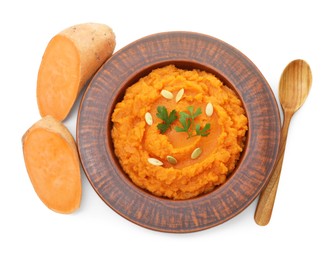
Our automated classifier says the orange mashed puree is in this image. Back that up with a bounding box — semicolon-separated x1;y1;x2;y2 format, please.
111;65;248;199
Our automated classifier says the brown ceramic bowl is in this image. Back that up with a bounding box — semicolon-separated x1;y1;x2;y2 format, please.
76;32;281;233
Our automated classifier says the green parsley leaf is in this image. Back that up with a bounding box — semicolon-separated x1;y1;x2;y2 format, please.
192;107;202;119
174;106;210;138
174;111;191;133
195;123;211;137
186;106;202;120
156;106;177;134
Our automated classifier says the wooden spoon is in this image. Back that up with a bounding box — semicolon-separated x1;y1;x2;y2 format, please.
254;59;312;226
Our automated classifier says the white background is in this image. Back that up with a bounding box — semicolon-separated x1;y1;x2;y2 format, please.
1;0;332;259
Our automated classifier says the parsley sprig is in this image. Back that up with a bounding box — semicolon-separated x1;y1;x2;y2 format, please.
156;106;177;133
175;106;210;138
195;122;211;137
156;105;211;138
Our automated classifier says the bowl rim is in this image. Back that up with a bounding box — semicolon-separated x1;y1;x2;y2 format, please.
76;31;281;233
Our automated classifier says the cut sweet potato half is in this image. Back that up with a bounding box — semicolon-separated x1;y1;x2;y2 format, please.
37;23;116;121
22;116;81;214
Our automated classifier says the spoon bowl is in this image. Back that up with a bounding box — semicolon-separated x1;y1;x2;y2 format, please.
279;60;312;112
254;59;312;226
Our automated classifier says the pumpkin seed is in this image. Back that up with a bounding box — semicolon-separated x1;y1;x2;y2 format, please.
145;112;153;125
148;158;163;166
161;89;173;99
175;88;184;103
166;155;177;165
191;147;202;159
205;102;213;117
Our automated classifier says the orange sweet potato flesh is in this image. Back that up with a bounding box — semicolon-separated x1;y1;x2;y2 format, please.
22;116;81;214
37;23;116;121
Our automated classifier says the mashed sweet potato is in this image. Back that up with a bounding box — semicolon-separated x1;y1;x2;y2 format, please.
111;65;248;200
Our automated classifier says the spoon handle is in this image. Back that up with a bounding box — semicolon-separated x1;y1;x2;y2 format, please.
254;112;292;226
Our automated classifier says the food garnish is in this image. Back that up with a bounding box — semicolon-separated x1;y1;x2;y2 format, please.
174;106;211;138
175;88;184;103
160;89;174;99
156;106;178;133
148;158;164;166
205;102;213;117
191;147;203;159
145;112;153;125
166;155;178;165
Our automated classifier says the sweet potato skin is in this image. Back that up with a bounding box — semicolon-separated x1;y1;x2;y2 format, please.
58;23;116;90
22;116;81;214
37;23;116;121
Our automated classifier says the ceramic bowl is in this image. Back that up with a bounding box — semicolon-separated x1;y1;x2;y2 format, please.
76;31;281;233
